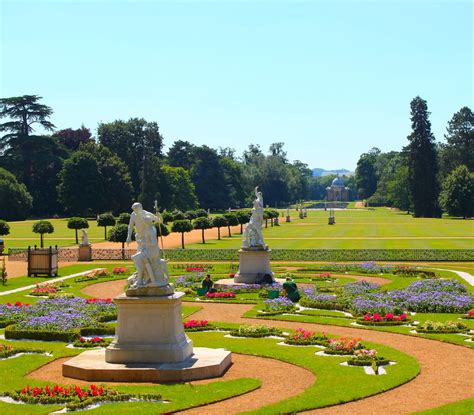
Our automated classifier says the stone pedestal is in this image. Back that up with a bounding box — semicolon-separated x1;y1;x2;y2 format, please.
286;216;291;222
234;248;273;284
78;244;92;261
105;292;193;363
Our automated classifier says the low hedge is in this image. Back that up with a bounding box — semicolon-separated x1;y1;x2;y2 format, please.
229;326;283;338
0;319;15;328
80;325;115;336
5;325;80;342
285;338;329;346
299;298;346;311
162;249;474;262
346;356;390;367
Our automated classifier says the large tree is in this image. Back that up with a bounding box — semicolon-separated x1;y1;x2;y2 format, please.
98;118;164;197
0;95;55;150
0;167;32;221
406;97;440;217
160;165;198;211
57;152;104;216
53;126;93;151
167;140;196;171
355;148;379;199
439;165;473;218
440;107;474;176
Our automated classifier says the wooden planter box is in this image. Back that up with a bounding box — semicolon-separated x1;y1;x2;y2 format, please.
0;239;4;255
28;246;58;277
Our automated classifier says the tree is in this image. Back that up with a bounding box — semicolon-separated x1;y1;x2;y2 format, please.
67;217;89;244
236;210;251;234
355;149;379;199
212;216;228;240
53;126;93;151
79;142;133;214
97;213;116;239
387;164;412;213
439;165;473;218
0;135;67;216
32;220;54;248
57;152;104;216
193;217;212;244
117;213;131;224
440;107;474;175
171;220;193;249
0;220;10;237
0;167;32;221
160;165;198;211
195;208;208;218
108;224;132;259
98;118;164;197
223;212;239;237
167;140;196;171
0;95;55;149
406;97;440;217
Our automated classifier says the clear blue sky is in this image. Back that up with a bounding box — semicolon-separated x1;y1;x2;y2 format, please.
1;0;472;170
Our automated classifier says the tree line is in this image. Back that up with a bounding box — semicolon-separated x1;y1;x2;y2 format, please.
355;97;473;218
0;95;313;221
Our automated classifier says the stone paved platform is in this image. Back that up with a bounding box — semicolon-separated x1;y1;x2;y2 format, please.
63;347;232;382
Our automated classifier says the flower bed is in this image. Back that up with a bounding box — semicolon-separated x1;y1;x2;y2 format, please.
463;309;474;319
73;337;111;348
30;283;59;296
261;297;296;315
346;349;390;367
183;320;211;331
3;384;161;411
230;325;283;338
393;266;437;279
112;267;128;274
299;289;345;311
357;313;409;326
0;343;45;358
416;320;469;334
343;281;380;296
325;337;364;355
205;292;236;299
284;328;329;346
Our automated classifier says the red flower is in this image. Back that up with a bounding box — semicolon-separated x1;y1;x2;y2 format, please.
373;313;382;322
363;314;372;321
385;313;394;320
399;313;407;320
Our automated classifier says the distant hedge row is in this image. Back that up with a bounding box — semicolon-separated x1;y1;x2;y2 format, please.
8;248;473;262
164;249;474;262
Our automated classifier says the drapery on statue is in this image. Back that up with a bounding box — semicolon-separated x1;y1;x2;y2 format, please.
126;202;170;289
242;187;267;250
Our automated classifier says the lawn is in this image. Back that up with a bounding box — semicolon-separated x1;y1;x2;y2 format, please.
187;208;474;249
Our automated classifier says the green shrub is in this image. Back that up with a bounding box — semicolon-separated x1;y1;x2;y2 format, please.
5;325;80;342
229;325;283;338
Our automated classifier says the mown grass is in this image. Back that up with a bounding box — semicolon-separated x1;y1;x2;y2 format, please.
412;398;474;415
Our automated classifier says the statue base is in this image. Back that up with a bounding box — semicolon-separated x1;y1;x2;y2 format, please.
78;244;92;261
105;292;193;363
234;248;274;284
125;283;174;297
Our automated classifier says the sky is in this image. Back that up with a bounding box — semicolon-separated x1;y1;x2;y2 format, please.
0;0;472;170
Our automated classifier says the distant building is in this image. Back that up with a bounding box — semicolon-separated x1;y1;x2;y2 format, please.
326;176;350;201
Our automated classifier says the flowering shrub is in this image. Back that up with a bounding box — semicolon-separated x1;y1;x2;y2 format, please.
417;320;469;334
175;273;203;287
186;267;205;272
358;313;409;326
326;337;363;355
73;337;111;348
343;281;380;296
85;298;113;304
347;349;390;367
228;273;236;277
262;297;296;314
230;325;282;338
205;292;236;299
30;283;59;296
3;384;161;411
299;288;343;310
284;328;329;346
1;297;117;333
112;267;128;274
183;320;210;331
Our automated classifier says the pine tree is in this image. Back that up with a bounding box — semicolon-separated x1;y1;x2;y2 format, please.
406;97;440;217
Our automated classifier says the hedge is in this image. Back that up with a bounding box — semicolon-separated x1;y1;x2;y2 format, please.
5;325;80;342
163;249;474;262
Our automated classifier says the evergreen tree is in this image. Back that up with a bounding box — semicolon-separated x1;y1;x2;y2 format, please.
211;216;228;240
0;167;32;221
171;220;193;249
406;96;440;217
32;220;54;248
439;165;473;218
97;213;116;239
193;217;212;244
67;217;89;244
0;220;10;237
355;148;379;199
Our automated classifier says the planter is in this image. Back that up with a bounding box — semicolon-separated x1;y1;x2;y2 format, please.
27;246;58;277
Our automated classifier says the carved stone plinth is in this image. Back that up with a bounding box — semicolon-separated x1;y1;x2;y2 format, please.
105;292;193;363
234;248;274;284
78;244;92;261
125;283;174;297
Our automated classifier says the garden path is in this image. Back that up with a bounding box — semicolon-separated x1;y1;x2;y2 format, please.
77;279;474;415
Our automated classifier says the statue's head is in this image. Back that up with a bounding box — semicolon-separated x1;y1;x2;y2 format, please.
131;202;143;212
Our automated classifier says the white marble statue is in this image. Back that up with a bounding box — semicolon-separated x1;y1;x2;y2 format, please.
126;202;170;288
242;187;266;249
81;229;89;246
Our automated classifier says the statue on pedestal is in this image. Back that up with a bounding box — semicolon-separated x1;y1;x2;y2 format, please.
81;229;89;246
242;187;267;250
126;202;171;292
